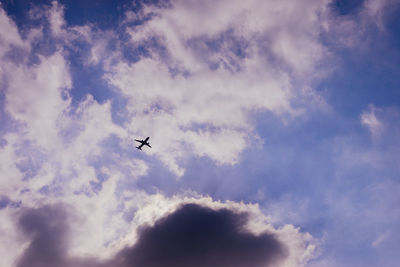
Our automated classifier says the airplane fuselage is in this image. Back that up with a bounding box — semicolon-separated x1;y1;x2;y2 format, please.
135;137;151;150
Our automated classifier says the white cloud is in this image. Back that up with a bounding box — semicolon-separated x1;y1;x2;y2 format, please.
361;104;383;138
5;52;71;149
0;134;24;196
0;48;143;267
0;8;140;262
372;231;390;248
363;0;399;29
129;0;329;75
0;7;25;57
106;57;293;175
48;1;66;37
105;0;333;175
324;0;399;50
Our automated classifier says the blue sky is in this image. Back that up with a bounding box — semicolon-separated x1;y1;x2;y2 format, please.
0;0;399;266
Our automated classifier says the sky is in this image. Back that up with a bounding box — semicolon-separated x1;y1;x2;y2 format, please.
0;0;399;266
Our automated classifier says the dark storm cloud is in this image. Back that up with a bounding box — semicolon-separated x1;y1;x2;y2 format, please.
16;203;288;267
16;204;70;267
16;204;103;267
112;204;288;267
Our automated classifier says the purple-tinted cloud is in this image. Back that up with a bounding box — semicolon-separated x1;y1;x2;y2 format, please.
17;204;70;267
16;203;288;267
113;203;288;267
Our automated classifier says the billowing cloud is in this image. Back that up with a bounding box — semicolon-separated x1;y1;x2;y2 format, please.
15;201;316;267
112;203;287;267
16;205;70;267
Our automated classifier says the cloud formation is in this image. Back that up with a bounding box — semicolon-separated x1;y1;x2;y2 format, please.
106;0;332;175
8;0;400;265
0;1;324;265
16;202;314;267
17;205;70;267
113;203;287;267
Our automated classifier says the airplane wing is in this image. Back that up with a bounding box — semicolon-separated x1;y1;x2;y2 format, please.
134;137;151;150
136;143;144;149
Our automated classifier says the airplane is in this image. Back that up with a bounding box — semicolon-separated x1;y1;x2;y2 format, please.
135;137;151;150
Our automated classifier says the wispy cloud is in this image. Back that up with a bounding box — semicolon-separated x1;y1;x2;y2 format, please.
361;104;383;137
105;0;333;175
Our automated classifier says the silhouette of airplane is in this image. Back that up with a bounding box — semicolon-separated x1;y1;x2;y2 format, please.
135;137;151;150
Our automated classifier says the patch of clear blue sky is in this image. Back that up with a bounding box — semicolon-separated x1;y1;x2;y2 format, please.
320;40;400;116
330;0;365;15
320;1;400;117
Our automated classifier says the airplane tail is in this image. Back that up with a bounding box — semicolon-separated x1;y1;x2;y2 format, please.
136;146;142;150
